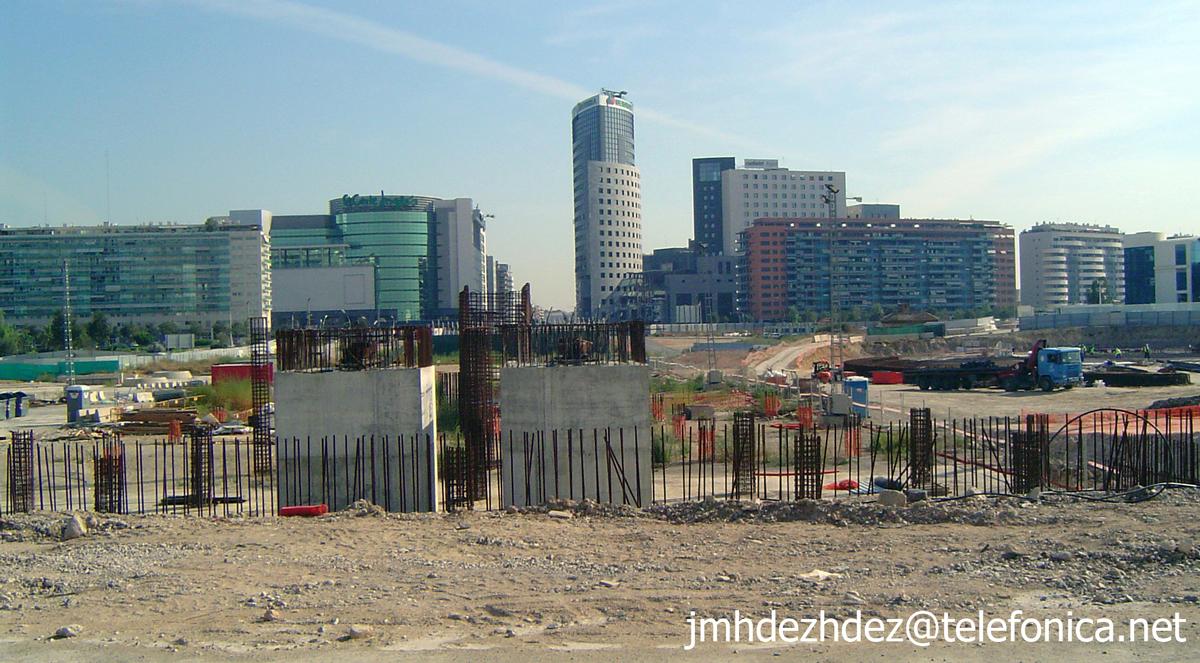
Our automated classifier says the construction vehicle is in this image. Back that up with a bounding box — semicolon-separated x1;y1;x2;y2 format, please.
907;359;1008;391
998;340;1083;392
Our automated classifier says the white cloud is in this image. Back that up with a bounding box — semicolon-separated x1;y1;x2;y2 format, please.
185;0;766;151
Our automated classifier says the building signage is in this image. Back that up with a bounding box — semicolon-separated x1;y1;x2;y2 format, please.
743;159;780;169
604;95;633;111
339;194;419;213
572;94;634;116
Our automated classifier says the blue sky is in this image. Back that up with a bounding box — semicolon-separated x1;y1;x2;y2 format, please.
2;0;1198;309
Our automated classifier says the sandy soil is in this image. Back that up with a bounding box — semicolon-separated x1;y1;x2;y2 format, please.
867;382;1199;421
3;493;1200;662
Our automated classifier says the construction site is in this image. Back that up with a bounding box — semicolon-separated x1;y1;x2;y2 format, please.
2;286;1200;661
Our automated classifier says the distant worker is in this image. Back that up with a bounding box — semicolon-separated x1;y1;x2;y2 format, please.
1114;347;1123;359
1143;343;1151;360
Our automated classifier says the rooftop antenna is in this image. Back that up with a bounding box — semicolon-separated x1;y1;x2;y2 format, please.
105;149;111;222
63;259;76;386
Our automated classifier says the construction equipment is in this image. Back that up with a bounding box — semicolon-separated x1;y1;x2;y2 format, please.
907;358;1007;391
998;339;1084;392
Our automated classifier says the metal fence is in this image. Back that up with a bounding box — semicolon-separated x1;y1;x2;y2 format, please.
3;409;1195;516
3;436;276;517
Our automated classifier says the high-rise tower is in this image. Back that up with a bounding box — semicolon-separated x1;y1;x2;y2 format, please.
571;89;641;317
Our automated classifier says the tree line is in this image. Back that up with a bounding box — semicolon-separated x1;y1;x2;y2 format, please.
0;310;250;357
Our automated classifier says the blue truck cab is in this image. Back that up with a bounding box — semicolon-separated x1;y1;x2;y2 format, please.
1037;347;1084;390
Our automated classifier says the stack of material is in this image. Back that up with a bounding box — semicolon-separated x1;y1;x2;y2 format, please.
118;408;198;435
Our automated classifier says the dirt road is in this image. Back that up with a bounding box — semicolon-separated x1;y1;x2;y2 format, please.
2;493;1199;662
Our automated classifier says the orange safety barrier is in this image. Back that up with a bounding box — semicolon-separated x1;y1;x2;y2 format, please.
696;426;715;461
1020;405;1200;426
795;406;814;429
871;370;904;385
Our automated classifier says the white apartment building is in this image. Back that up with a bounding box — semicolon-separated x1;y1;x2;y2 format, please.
1123;231;1200;305
1018;222;1124;308
719;160;846;255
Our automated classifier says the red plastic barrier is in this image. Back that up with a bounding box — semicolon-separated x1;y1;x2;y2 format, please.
871;370;904;385
279;504;328;517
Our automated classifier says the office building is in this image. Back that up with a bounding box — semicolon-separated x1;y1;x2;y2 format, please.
494;262;514;295
739;217;1015;321
1123;232;1200;304
0;213;271;326
572;89;642;316
643;244;738;322
1018;223;1124;308
848;203;900;219
430;198;487;316
270;193;488;322
719;160;846;255
692;157;736;254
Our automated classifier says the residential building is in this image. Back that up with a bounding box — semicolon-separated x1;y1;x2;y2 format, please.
1123;232;1200;304
739;217;1015;321
572;89;642;316
1018;223;1124;308
0;213;272;326
692;157;736;255
719;160;846;255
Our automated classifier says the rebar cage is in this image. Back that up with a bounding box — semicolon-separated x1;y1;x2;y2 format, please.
275;325;434;372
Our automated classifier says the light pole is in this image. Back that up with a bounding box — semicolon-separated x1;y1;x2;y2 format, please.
821;186;840;378
818;189;862;380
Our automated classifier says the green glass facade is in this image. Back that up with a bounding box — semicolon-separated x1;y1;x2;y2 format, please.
0;223;261;324
270;196;440;320
335;209;430;320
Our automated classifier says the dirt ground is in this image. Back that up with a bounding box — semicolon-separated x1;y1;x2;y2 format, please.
3;493;1200;662
867;382;1199;421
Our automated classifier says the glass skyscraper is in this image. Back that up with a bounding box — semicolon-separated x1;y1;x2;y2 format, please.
571;90;642;317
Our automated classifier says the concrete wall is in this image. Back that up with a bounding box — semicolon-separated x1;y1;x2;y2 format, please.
499;364;651;508
274;366;438;512
272;264;375;313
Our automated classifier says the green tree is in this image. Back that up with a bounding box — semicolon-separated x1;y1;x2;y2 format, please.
786;306;802;323
127;324;155;348
0;311;32;356
230;321;249;344
86;312;112;349
45;311;88;351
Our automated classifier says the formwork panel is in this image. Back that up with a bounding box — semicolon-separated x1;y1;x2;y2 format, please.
498;365;652;507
